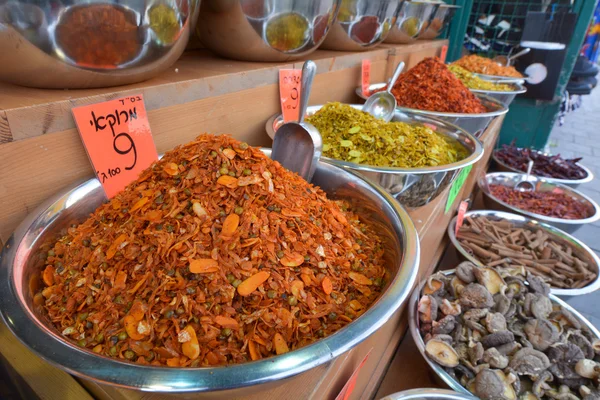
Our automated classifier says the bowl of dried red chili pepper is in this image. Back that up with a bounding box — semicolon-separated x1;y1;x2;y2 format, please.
0;134;419;394
478;172;600;233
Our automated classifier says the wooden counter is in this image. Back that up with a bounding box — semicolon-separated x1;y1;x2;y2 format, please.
0;39;502;400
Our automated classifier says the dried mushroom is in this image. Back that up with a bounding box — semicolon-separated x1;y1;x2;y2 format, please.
432;315;457;335
486;312;508;333
425;339;459;367
525;293;554;320
456;261;477;283
484;347;509;369
566;331;594;359
474;267;507;295
533;371;554;397
469;342;485;364
575;359;600;379
528;274;551;296
440;299;462;316
475;369;517;400
423;275;445;295
418;295;438;323
464;308;489;321
460;283;495;309
550;310;582;331
509;348;551;376
525;319;560;351
483;331;515;349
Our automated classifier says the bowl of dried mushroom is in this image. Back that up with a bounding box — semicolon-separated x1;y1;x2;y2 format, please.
409;265;600;400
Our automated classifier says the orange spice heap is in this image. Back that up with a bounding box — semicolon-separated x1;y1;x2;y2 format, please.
36;134;387;367
452;54;524;78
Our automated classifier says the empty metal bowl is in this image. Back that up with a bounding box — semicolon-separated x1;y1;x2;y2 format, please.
0;149;419;394
447;209;600;296
380;388;478;400
0;0;200;88
197;0;340;62
478;172;600;233
319;0;399;51
266;104;483;208
357;84;508;137
384;1;438;44
492;149;594;189
416;3;459;40
470;82;526;107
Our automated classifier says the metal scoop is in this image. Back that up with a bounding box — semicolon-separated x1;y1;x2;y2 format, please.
506;48;530;66
515;159;535;192
272;60;322;182
362;61;405;122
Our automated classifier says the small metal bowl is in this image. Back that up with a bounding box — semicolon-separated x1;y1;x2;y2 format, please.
356;84;508;137
319;0;399;51
492;149;594;189
470;83;526;107
0;149;420;394
416;3;460;40
478;172;600;233
380;388;478;400
473;72;526;85
408;269;600;395
447;209;600;296
384;1;438;44
197;0;340;62
266;104;483;208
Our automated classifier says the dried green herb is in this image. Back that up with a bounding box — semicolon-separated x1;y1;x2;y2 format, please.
306;102;469;168
449;65;514;92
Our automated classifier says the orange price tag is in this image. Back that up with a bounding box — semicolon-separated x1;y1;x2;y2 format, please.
455;200;469;236
335;349;373;400
440;45;448;63
361;59;371;96
72;94;158;199
279;69;302;123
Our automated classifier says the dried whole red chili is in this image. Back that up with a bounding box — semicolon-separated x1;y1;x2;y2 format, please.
489;184;593;220
388;57;487;114
36;134;388;367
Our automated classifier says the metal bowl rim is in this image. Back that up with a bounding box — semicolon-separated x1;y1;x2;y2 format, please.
408;268;600;395
472;72;526;84
447;209;600;296
491;149;594;185
0;151;420;393
470;82;527;95
381;388;478;400
265;104;484;174
479;172;600;225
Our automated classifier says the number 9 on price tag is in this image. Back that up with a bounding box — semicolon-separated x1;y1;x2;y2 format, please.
72;94;158;199
279;69;302;123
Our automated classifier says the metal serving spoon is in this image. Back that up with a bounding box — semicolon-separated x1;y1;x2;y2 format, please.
515;159;535;192
362;61;405;122
506;48;530;66
272;60;322;183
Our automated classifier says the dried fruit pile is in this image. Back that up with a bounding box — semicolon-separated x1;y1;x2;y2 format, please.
452;54;524;78
36;134;387;367
456;216;597;289
418;263;600;400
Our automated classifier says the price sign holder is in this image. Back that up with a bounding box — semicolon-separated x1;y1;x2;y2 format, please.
445;165;473;214
440;45;448;63
72;94;158;199
361;59;371;96
455;200;470;236
335;348;373;400
279;69;302;123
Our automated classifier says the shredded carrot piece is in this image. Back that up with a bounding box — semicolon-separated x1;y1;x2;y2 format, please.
214;315;239;329
348;272;373;285
181;325;200;360
42;266;55;286
248;340;261;361
280;253;304;267
189;259;219;274
217;175;238;188
273;333;289;355
124;315;147;340
130;197;149;212
221;214;240;237
237;271;270;296
163;163;179;176
106;234;128;260
322;276;333;295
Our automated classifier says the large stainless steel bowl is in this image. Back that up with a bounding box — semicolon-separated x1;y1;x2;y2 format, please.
478;172;600;233
408;269;600;395
416;3;459;40
0;0;200;89
473;72;525;85
384;1;438;44
492;148;594;188
381;388;478;400
447;209;600;296
197;0;340;62
266;104;483;208
470;82;526;107
319;0;399;51
357;84;509;137
0;149;420;395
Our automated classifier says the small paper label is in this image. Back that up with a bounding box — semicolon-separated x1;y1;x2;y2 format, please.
445;165;473;214
361;59;371;96
72;94;158;199
279;69;302;123
335;349;373;400
455;200;469;236
440;45;448;63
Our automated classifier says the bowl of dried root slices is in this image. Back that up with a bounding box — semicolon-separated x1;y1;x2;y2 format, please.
409;264;600;400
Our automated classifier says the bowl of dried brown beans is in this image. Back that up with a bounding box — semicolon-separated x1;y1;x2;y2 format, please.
478;172;600;233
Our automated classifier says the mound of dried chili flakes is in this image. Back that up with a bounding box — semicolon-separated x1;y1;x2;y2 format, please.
390;57;487;114
36;134;388;367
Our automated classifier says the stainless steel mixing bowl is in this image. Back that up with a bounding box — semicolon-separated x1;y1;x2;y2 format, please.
478;172;600;233
197;0;340;62
416;3;459;40
383;1;438;44
447;209;600;296
265;104;483;208
0;149;419;395
381;388;478;400
357;84;509;137
319;0;399;51
491;149;594;189
408;269;600;395
470;82;526;107
0;0;200;88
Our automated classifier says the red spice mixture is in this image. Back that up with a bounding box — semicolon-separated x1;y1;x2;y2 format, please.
489;184;593;220
390;57;487;114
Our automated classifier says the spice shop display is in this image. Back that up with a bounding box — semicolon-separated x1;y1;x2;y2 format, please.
411;267;600;400
450;212;600;292
452;55;524;78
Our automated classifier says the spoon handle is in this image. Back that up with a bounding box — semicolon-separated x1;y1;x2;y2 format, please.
386;61;405;94
507;48;530;65
298;60;317;124
525;159;534;180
